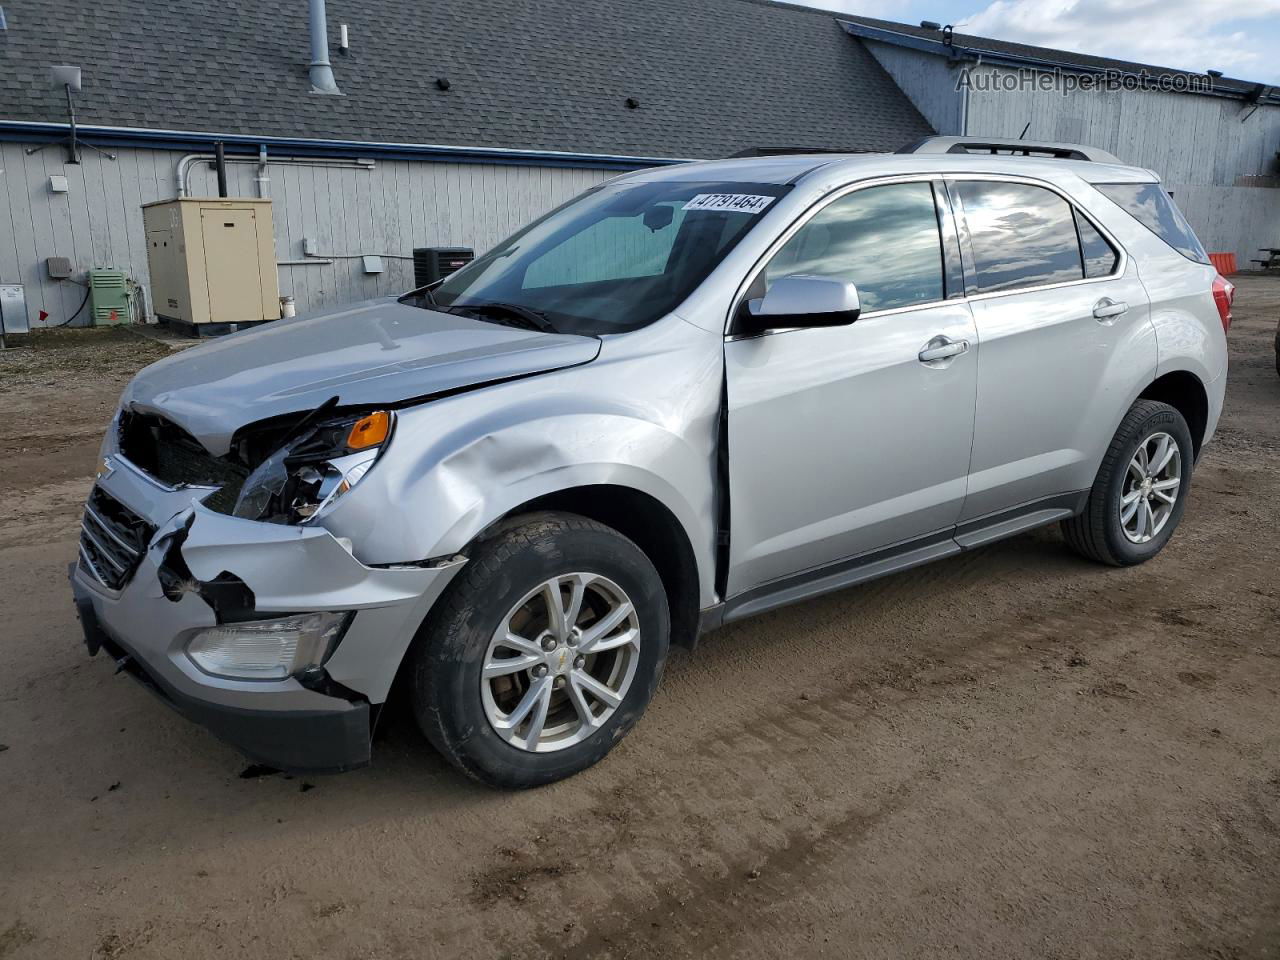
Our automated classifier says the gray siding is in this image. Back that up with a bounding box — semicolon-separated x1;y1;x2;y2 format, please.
962;65;1280;263
850;52;1280;265
0;142;617;327
863;41;963;136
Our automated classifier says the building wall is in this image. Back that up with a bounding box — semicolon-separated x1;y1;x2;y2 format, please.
860;47;1280;265
0;141;618;328
860;41;963;137
962;66;1280;264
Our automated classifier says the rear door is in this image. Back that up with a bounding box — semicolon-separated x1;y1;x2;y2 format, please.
725;178;978;597
948;177;1155;523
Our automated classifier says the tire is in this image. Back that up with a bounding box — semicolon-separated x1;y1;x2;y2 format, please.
1061;399;1194;567
407;511;669;788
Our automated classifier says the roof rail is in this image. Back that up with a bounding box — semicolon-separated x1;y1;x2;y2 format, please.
896;136;1121;164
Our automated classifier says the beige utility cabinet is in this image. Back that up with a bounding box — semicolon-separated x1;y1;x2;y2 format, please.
142;198;281;329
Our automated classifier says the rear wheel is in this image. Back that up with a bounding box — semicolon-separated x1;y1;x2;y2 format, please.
408;512;669;788
1062;399;1194;566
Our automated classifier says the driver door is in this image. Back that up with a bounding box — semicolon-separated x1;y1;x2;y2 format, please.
724;179;978;599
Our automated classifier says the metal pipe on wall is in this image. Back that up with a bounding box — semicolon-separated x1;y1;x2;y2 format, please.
175;151;373;197
214;140;228;197
255;144;270;198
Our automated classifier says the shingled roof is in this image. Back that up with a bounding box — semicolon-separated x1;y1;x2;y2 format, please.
0;0;933;159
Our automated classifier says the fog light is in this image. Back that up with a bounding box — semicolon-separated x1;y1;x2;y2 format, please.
185;612;352;681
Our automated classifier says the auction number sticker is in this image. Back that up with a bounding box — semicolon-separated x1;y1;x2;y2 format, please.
682;193;776;214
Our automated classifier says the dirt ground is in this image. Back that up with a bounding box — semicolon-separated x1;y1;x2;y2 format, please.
1;280;1278;960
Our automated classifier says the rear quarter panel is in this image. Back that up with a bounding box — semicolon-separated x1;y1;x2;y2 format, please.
1074;181;1227;447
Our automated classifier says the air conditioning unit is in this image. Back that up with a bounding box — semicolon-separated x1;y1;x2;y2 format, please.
413;246;474;288
142;198;281;334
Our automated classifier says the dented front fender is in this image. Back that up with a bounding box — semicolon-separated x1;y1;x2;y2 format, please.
317;316;725;607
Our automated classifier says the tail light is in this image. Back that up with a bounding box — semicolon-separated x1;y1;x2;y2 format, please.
1212;274;1235;333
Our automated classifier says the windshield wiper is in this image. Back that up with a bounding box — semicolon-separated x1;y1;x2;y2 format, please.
453;301;559;334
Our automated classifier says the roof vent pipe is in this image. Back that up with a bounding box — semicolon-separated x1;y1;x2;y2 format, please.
308;0;342;95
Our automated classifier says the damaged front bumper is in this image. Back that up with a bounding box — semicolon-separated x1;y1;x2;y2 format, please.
70;454;464;773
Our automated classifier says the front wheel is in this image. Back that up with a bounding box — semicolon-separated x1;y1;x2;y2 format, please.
408;512;669;788
1061;399;1194;566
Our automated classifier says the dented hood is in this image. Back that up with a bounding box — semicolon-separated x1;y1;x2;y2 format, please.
122;299;601;455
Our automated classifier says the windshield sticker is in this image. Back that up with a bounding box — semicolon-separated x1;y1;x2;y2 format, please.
682;193;776;214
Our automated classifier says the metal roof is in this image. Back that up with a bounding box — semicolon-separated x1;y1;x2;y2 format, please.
0;0;933;160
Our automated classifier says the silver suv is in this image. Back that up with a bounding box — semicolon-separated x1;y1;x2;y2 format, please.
72;137;1230;787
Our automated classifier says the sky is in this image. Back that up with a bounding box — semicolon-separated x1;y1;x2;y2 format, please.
797;0;1280;84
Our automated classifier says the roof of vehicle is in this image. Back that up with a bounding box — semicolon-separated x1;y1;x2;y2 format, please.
0;0;933;159
623;150;1161;187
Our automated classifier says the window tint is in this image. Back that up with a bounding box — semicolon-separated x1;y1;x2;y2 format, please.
763;182;944;312
1094;182;1209;264
1075;211;1118;278
955;181;1083;293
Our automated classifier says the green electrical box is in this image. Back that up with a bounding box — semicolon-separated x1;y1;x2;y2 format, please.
89;269;129;325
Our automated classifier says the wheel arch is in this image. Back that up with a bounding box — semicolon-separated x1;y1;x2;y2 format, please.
1137;369;1209;459
493;485;702;651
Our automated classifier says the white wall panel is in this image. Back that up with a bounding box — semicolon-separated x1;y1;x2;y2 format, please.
0;144;619;327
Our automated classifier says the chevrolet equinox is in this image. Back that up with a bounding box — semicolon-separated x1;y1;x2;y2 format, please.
72;137;1231;787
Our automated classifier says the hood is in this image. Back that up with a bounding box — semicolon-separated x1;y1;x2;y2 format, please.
123;299;601;455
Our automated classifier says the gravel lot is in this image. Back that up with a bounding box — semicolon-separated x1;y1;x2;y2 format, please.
1;279;1278;959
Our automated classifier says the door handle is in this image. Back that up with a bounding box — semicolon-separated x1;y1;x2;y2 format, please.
918;336;970;364
1093;297;1129;321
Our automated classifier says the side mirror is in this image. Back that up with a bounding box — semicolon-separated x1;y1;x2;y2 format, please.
739;275;861;335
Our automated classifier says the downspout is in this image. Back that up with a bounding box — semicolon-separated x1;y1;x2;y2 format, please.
308;0;342;95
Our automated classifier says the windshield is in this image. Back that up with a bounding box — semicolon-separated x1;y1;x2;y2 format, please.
402;180;792;335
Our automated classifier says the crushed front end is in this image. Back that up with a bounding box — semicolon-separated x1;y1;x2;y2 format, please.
71;408;464;773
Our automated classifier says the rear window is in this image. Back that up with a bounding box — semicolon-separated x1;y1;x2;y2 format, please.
1094;183;1209;264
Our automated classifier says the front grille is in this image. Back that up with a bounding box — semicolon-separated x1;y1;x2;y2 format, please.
79;487;154;591
118;411;247;489
117;410;247;511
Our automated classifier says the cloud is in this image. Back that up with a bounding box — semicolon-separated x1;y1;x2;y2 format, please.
959;0;1280;82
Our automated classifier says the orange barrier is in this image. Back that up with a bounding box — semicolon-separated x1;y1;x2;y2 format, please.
1209;252;1237;275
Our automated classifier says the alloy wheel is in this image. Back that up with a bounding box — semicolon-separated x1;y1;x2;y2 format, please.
1119;431;1181;544
480;573;641;752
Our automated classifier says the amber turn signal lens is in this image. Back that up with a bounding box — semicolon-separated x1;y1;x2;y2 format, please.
346;411;391;450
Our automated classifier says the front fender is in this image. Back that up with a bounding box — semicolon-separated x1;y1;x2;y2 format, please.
321;320;724;607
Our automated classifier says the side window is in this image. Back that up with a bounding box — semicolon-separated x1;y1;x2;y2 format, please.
954;181;1083;293
523;203;687;288
1093;182;1209;264
1075;211;1118;278
763;182;944;313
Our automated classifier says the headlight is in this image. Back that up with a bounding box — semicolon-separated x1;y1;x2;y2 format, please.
184;612;352;681
233;410;392;524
